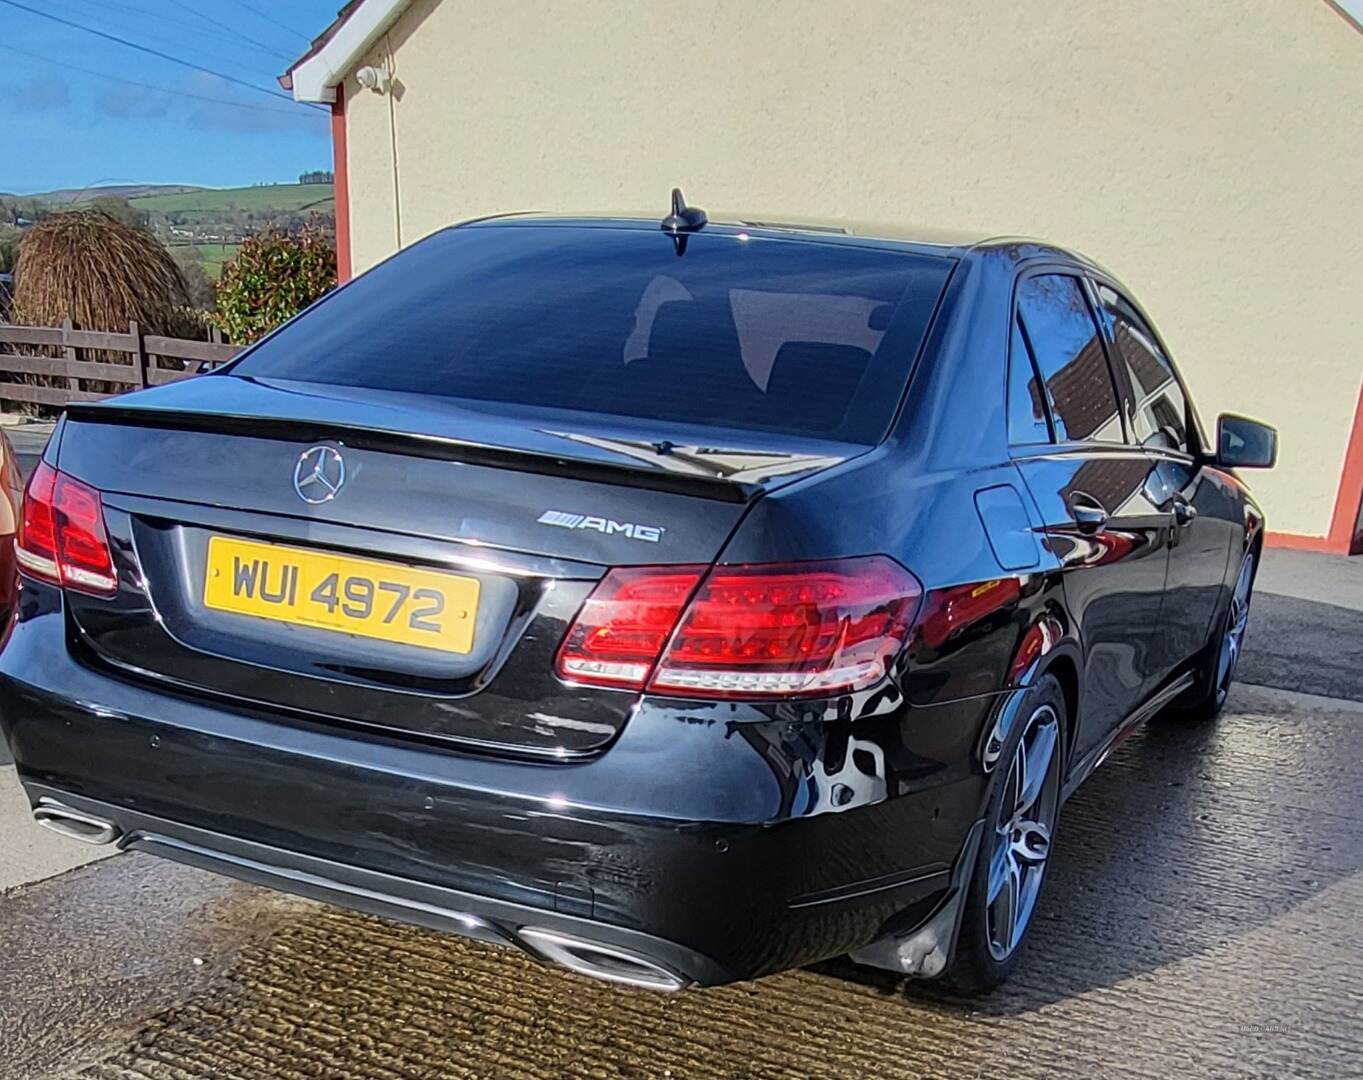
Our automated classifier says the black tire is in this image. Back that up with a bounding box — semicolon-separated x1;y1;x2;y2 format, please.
947;674;1066;994
1170;548;1257;724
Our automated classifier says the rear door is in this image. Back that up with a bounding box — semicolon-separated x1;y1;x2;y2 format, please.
1091;281;1235;681
1007;270;1171;758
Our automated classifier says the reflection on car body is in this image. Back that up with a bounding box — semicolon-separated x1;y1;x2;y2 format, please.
0;196;1275;994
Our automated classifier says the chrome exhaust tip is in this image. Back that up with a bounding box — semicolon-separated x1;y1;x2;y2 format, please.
32;799;122;846
519;927;689;991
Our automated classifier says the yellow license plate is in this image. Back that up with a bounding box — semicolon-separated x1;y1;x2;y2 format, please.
203;536;479;654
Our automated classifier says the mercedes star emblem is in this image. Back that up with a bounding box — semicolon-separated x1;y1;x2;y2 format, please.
293;445;346;504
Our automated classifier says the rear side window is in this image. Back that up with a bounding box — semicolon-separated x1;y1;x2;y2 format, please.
229;226;954;444
1015;275;1123;444
1095;284;1189;453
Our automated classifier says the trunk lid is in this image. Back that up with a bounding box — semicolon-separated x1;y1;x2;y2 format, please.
54;376;863;757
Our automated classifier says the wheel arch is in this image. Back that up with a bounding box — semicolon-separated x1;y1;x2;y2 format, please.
1248;524;1264;572
1032;652;1079;774
978;641;1081;788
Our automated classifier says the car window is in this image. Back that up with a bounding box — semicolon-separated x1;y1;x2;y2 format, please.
1015;274;1123;444
1094;284;1189;453
228;226;955;445
1007;314;1051;445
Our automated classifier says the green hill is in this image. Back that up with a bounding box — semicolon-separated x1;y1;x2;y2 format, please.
3;182;336;284
132;183;333;214
6;183;202;204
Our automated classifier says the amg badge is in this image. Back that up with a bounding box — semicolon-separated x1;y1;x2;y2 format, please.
537;510;664;543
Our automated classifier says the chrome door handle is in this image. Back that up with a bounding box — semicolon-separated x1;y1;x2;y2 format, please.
1068;491;1109;535
1172;499;1197;527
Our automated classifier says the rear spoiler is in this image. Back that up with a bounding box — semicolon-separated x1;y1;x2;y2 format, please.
62;402;756;504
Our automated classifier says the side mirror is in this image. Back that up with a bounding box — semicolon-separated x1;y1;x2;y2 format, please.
1216;413;1277;469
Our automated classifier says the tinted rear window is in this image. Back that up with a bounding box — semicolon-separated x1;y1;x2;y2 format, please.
229;225;953;444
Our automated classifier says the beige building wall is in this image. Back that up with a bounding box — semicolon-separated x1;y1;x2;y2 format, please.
340;0;1363;538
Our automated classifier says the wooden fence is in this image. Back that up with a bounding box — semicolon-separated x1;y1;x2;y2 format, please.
0;319;242;409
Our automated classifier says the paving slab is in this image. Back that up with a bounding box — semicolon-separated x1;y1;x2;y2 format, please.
0;765;113;892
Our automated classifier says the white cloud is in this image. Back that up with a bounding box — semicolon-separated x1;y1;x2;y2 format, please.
10;73;70;112
95;83;172;119
183;72;325;135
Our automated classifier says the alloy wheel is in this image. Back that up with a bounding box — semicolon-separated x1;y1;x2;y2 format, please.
986;703;1061;961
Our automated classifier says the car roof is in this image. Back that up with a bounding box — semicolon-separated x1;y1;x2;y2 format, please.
458;211;1109;272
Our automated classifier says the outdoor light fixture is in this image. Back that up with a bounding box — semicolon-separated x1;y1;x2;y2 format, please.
355;65;391;94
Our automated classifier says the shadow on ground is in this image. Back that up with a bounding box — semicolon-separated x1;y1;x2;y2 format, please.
1240;591;1363;701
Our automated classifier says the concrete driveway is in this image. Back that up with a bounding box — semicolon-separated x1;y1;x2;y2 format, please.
1;426;1360;1078
4;679;1359;1080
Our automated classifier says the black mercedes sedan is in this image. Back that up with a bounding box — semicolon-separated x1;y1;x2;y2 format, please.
0;197;1276;993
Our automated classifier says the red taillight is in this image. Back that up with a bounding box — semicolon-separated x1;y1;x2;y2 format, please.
556;565;707;688
16;461;59;584
556;556;922;700
15;462;117;597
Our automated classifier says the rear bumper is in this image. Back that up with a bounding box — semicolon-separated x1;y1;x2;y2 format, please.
0;603;999;985
25;784;717;989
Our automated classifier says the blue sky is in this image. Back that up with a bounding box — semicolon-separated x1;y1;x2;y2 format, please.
0;0;338;194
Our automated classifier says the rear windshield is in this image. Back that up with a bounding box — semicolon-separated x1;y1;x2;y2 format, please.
229;224;953;444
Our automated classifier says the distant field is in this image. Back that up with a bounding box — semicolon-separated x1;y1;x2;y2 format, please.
188;242;241;279
166;242;241;280
133;183;334;214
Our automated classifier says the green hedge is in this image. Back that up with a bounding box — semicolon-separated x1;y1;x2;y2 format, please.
214;226;336;344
